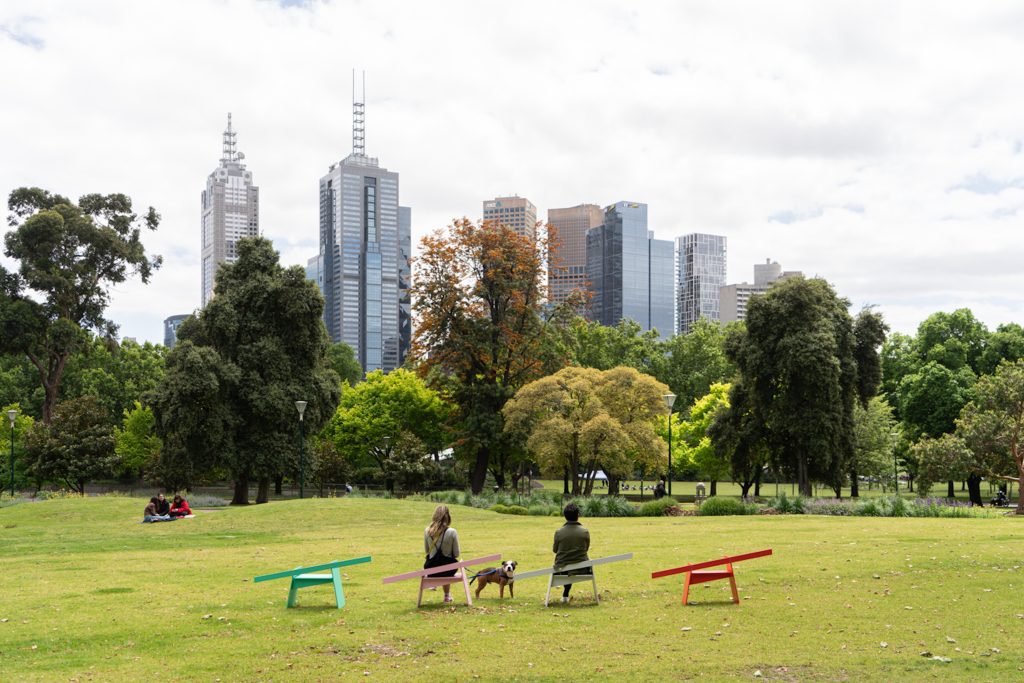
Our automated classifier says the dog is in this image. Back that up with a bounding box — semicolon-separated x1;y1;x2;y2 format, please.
471;560;517;599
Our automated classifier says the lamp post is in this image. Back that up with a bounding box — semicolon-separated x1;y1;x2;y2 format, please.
892;431;899;495
295;401;307;499
7;408;16;497
662;393;676;497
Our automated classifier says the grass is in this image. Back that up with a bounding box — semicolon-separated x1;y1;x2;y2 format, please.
1;497;1022;681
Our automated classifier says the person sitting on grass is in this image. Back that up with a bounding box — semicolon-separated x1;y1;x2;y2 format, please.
552;502;590;604
143;496;174;523
169;494;192;518
424;504;461;604
155;493;171;516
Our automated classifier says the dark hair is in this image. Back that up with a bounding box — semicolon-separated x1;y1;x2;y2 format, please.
149;496;159;504
563;503;580;522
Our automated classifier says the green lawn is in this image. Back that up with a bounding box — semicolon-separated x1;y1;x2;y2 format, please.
1;497;1021;681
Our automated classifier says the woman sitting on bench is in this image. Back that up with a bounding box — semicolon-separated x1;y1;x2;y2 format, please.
424;505;461;604
553;502;591;604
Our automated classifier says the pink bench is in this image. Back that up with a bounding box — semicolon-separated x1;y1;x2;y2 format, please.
382;554;501;607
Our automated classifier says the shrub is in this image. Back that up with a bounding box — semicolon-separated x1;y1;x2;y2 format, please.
638;497;678;517
490;504;528;515
698;496;757;516
802;498;854;516
187;494;229;508
527;501;561;516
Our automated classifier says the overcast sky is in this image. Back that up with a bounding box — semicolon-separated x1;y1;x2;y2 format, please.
3;1;1024;344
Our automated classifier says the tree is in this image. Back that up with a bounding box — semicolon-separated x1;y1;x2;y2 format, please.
503;366;668;496
678;383;732;495
324;369;450;493
25;396;116;493
724;278;882;496
911;433;975;501
1;402;35;491
149;237;339;504
61;336;166;426
412;218;566;493
898;361;976;440
114;401;162;480
851;397;899;496
916;308;988;373
978;323;1024;375
327;342;363;386
1;188;160;423
956;359;1024;513
560;317;667;377
660;318;736;412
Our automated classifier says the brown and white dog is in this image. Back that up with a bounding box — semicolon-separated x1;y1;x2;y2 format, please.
471;560;517;599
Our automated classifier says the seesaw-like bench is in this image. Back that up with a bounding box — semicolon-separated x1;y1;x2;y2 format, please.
651;548;772;605
382;554;501;607
515;553;633;606
254;556;372;608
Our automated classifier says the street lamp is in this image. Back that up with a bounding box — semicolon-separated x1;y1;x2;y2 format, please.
7;408;16;497
662;393;676;497
295;401;307;499
892;431;900;495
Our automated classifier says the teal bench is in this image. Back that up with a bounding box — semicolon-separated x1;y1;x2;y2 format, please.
254;556;372;608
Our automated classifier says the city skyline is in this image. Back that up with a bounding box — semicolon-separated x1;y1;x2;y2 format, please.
3;2;1024;344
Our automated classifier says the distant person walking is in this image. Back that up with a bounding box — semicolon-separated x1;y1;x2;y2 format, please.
424;504;461;603
654;479;667;500
552;503;590;604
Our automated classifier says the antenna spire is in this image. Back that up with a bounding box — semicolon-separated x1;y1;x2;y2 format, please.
352;70;365;156
221;112;238;163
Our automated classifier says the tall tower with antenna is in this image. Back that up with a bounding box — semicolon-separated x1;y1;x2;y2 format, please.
315;73;412;373
201;113;259;307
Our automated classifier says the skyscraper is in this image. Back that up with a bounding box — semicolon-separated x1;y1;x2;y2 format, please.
548;203;603;307
201;113;259;307
163;314;189;349
586;201;674;337
318;82;411;373
676;233;727;334
483;196;537;242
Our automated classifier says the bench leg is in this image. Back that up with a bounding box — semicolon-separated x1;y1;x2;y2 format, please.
332;567;345;609
287;577;300;608
591;573;599;604
417;578;426;608
461;571;472;606
681;571;693;606
727;563;740;604
545;574;554;607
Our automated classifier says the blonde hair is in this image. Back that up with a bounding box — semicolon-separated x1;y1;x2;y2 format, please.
427;504;451;540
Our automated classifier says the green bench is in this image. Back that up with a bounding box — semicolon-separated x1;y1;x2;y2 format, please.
254;556;372;608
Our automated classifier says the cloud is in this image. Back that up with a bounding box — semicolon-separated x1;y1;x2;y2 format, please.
2;0;1024;344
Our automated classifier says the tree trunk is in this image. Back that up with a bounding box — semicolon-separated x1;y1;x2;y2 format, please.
710;479;718;496
385;478;395;494
739;481;753;497
797;456;812;497
494;470;506;489
231;474;249;505
608;476;620;496
832;483;842;499
470;448;489;495
256;478;270;504
947;480;955;499
966;474;983;507
850;467;859;498
76;478;86;495
562;468;570;495
274;476;283;495
754;469;762;497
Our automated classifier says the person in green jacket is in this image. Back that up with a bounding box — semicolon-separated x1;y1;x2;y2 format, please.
552;502;591;604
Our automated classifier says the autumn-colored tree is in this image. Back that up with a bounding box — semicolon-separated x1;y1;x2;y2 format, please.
412;218;566;493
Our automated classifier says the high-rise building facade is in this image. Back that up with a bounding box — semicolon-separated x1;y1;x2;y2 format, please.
163;314;190;349
586;201;674;337
483;196;537;242
676;233;727;334
548;203;603;307
318;92;411;374
201;114;259;307
720;259;802;323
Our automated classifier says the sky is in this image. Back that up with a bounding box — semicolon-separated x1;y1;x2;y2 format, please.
2;0;1024;344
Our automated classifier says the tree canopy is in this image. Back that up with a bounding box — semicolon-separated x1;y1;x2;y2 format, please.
149;237;340;504
1;188;160;423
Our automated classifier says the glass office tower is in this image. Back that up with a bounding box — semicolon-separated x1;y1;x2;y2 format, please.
676;233;727;334
586;201;675;338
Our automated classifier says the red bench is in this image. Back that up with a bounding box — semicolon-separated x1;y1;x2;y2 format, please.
651;549;772;605
382;554;501;607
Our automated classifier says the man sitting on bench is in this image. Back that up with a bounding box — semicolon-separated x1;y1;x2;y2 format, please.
553;503;590;604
